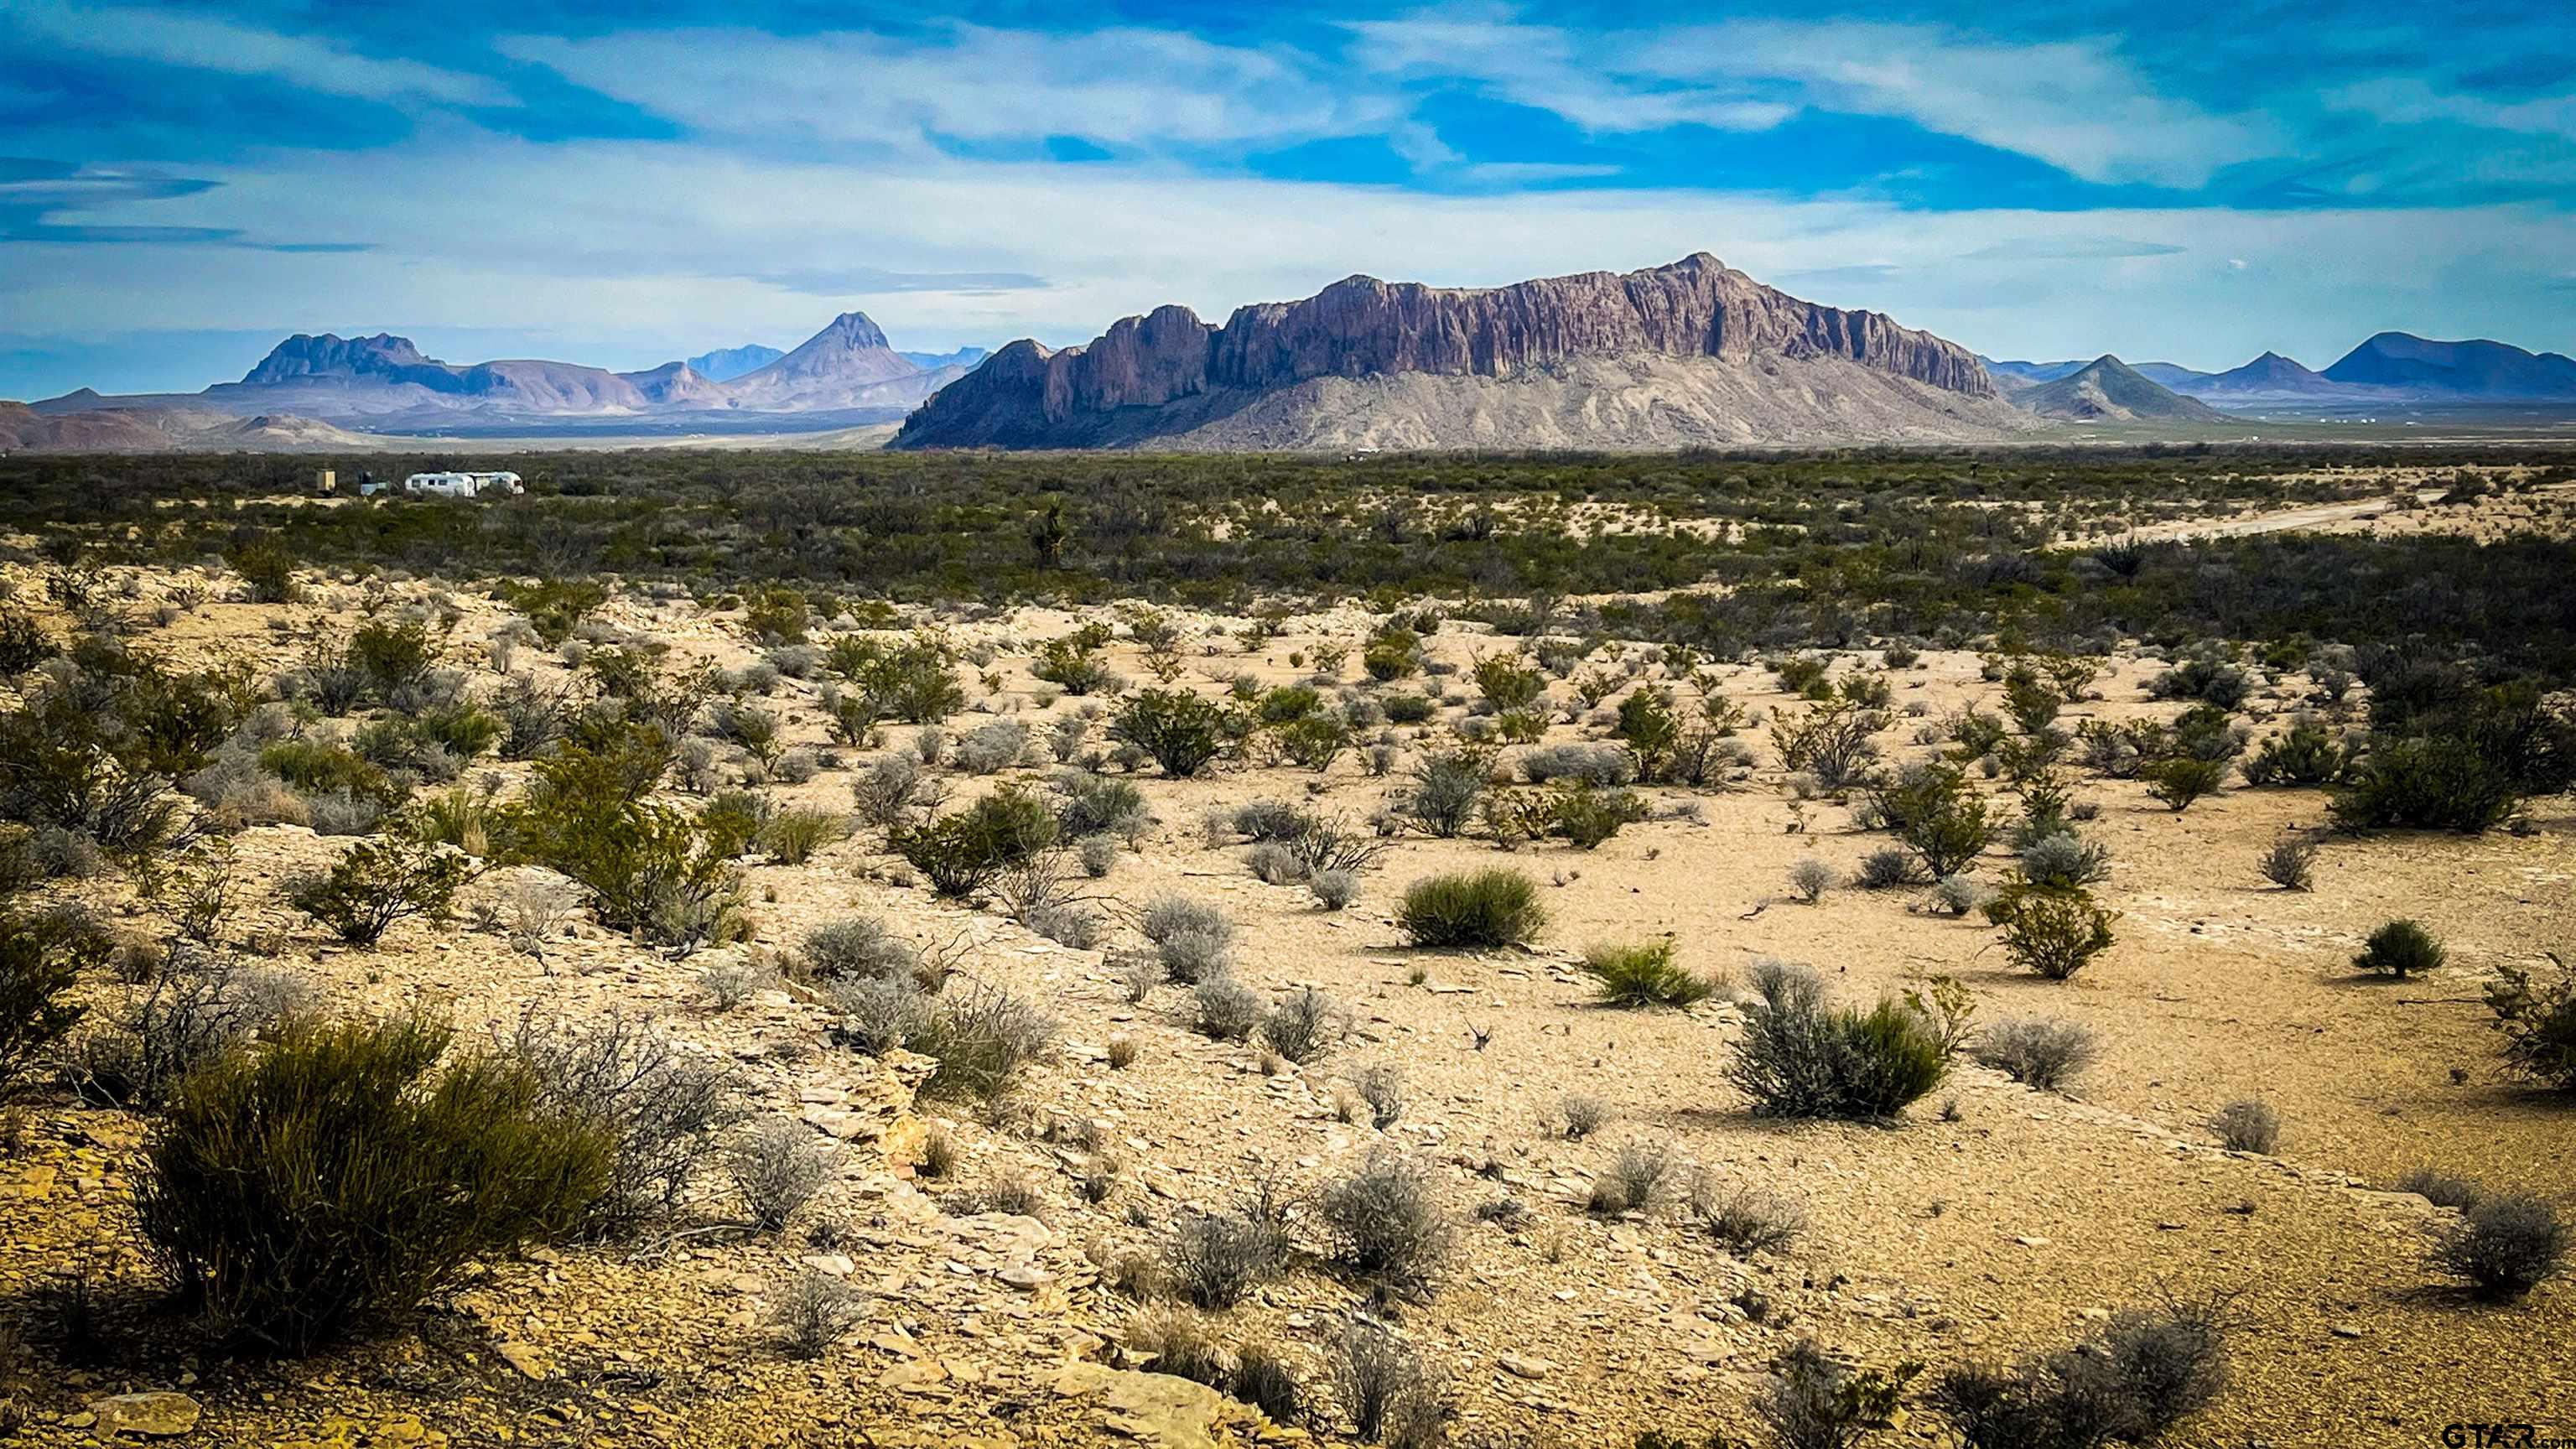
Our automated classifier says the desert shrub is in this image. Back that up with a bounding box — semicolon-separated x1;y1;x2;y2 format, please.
1026;900;1105;949
1521;743;1638;787
2395;1166;2484;1210
1589;1141;1672;1214
772;1269;862;1359
1332;1317;1441;1444
1121;1305;1233;1389
1758;1343;1921;1449
1311;868;1358;910
2354;918;2444;979
2258;838;2316;891
956;718;1031;776
1770;699;1884;789
1686;1176;1807;1255
1561;1093;1611;1139
1382;693;1435;724
1162;1209;1283;1310
802;916;922;984
1581;938;1711;1008
1871;762;1993;877
288;828;479;946
133;1013;612;1352
830;976;928;1056
0;906;106;1101
2150;651;2250;709
825;633;964;725
2208;1098;2279;1153
1318;1150;1449;1289
1111;689;1243;777
2016;833;2110;891
1232;1341;1304;1425
1546;782;1648;849
1056;770;1148;838
2434;1193;2566;1301
1273;714;1352;772
893;788;1058;896
2330;735;2520;833
911;983;1057;1102
1974;1017;2099;1091
1470;652;1545;710
1078;834;1120;878
1398;869;1543;948
0;607;58;676
727;1116;834;1230
1143;896;1233;980
499;742;745;950
1402;748;1491;838
1349;1062;1407;1129
2483;958;2576;1089
511;1011;738;1236
1259;987;1341;1064
1985;883;2116;980
1856;847;1921;890
1787;858;1836;904
849;753;925;825
1931;873;1993;917
1031;625;1120;695
1725;960;1952;1120
1192;979;1265;1042
757;808;849;865
1249;839;1307;885
1933;1301;2225;1448
2241;718;2353;787
2142;756;2228;812
260;737;395;802
70;948;307;1109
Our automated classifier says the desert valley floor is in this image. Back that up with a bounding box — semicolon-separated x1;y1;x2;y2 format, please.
2;460;2571;1449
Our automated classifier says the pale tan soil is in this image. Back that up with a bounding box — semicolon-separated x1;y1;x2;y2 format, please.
3;517;2573;1448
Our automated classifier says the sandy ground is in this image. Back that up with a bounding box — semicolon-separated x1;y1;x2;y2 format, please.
3;491;2573;1448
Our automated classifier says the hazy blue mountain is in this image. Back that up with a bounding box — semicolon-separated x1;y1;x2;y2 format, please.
683;344;786;381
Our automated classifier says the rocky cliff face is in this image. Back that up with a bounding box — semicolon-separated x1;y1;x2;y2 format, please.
898;253;1997;449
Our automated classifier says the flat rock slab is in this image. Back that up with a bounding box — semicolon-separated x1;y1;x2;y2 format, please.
91;1391;203;1438
1053;1363;1262;1447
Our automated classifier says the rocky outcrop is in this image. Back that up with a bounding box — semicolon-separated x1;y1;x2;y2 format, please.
896;253;2000;449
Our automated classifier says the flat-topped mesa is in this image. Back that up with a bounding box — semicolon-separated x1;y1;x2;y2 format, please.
903;253;1994;444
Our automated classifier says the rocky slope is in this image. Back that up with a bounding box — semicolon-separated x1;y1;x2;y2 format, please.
896;253;2020;450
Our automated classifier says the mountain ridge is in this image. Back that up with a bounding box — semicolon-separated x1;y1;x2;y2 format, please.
896;253;2015;451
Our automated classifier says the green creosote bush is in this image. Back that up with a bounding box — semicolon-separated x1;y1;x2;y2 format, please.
2354;918;2445;979
1725;959;1957;1120
288;823;480;947
1110;688;1245;778
891;788;1059;897
1984;881;2116;981
1581;938;1711;1008
134;1013;614;1353
1397;869;1544;948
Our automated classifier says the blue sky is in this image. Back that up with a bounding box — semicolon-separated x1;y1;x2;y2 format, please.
3;0;2572;397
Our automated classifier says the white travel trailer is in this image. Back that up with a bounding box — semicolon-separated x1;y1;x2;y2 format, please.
401;470;523;498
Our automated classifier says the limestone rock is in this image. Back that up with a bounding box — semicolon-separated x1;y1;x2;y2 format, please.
90;1391;203;1437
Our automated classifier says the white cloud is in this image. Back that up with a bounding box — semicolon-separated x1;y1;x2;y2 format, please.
1350;13;2270;187
7;1;513;107
501;23;1394;152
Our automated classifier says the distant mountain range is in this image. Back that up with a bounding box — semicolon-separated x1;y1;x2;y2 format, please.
8;262;2573;454
22;314;989;438
1984;333;2576;416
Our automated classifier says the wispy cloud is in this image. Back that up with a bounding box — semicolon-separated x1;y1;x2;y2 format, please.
742;266;1048;297
1961;236;2189;261
8;1;513;108
502;23;1390;153
0;158;367;251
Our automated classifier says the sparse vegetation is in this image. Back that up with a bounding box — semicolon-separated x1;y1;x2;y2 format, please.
1581;938;1712;1008
1726;960;1955;1120
1398;869;1544;948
